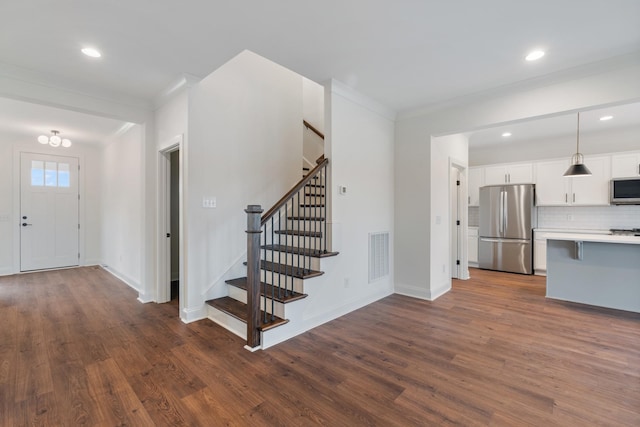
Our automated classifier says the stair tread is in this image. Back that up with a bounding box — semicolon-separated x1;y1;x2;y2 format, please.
226;277;307;303
262;245;339;258
299;204;325;207
244;260;324;279
287;216;325;221
304;193;325;197
305;183;325;188
206;297;289;331
275;229;322;237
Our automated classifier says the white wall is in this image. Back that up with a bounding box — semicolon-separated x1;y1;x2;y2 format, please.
101;125;143;289
263;79;396;348
395;56;640;299
322;80;396;312
0;134;102;275
302;78;325;164
186;50;303;319
430;134;468;297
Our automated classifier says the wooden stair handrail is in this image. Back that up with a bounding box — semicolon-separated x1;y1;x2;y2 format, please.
303;120;324;140
261;158;329;226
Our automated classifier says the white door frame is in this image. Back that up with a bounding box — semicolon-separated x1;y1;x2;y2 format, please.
449;158;469;280
12;147;86;275
157;136;185;310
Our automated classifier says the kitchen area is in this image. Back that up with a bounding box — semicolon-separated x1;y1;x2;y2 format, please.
466;102;640;313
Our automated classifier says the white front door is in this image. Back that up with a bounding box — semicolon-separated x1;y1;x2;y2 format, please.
20;153;80;271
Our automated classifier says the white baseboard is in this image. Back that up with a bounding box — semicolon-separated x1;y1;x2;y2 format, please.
101;265;142;293
0;266;14;277
181;304;207;323
395;280;451;301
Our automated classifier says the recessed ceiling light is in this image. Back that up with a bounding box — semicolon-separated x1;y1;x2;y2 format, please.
525;50;545;61
502;132;512;137
599;115;613;121
81;47;101;58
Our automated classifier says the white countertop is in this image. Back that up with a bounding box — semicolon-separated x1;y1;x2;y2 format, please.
546;233;640;245
534;228;610;234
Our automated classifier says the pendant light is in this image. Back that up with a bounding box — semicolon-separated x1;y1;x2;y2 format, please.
563;113;591;177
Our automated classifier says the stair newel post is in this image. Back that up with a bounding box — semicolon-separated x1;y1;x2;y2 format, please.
245;205;264;349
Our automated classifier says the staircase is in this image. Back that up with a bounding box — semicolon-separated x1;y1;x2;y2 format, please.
205;157;338;349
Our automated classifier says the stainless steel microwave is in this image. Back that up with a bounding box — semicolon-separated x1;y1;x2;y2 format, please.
610;177;640;205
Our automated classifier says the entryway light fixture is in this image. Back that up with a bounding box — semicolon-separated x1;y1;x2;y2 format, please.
38;130;72;148
563;113;591;177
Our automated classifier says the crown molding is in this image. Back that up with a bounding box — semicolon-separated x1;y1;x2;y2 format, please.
328;79;396;122
152;73;201;110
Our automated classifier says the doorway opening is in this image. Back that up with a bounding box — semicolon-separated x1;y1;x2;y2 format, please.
449;161;468;280
158;137;184;310
169;150;180;302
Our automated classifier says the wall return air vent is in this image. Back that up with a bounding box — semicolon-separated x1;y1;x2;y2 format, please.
369;231;390;283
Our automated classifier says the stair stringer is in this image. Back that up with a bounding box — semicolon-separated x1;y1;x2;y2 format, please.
259;255;393;349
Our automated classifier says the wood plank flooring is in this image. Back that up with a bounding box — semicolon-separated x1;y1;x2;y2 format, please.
1;266;638;426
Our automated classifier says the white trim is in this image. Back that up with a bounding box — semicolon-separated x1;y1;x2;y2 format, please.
182;305;207;323
157;135;185;312
12;148;85;274
153;73;200;110
394;283;431;300
0;267;13;276
244;345;262;352
101;264;142;293
449;157;469;281
428;280;451;300
328;79;396;121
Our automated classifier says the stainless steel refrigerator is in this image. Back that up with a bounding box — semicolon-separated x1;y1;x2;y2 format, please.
479;184;536;274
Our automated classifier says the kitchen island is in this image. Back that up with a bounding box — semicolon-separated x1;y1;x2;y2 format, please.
546;233;640;313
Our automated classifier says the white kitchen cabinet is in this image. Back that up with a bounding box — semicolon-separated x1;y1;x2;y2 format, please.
484;163;533;185
534;156;611;206
468;167;483;206
534;237;547;274
468;227;478;266
535;160;571;205
611;152;640;178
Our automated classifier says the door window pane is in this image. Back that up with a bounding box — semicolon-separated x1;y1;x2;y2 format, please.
31;161;44;186
58;163;70;187
45;162;57;187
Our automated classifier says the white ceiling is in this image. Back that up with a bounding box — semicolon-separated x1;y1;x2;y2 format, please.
0;0;639;144
0;98;128;145
468;102;640;148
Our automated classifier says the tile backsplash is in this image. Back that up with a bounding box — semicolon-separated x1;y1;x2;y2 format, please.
537;205;640;230
468;205;640;230
469;206;479;227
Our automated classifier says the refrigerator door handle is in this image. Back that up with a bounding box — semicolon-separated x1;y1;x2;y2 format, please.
503;191;508;233
480;237;531;244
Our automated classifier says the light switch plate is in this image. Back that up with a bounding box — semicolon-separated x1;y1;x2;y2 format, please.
202;197;217;208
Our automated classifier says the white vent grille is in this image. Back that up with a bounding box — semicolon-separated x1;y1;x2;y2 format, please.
369;232;390;283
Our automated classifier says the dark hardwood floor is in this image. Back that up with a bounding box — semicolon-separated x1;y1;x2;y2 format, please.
1;266;638;426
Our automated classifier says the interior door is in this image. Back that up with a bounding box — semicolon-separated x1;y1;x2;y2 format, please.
20;153;79;271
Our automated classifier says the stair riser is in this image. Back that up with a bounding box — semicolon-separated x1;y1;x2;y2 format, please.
277;234;324;248
302;195;324;204
207;306;247;340
228;285;286;318
293;206;326;217
263;251;321;270
285;219;325;231
259;273;305;293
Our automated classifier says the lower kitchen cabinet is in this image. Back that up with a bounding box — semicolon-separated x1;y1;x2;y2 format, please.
468;227;478;266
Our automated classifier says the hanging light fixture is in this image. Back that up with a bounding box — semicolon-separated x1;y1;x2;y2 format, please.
38;130;72;148
563;113;591;177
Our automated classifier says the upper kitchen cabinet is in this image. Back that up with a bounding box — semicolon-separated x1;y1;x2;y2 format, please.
611;151;640;178
468;167;483;206
484;163;533;185
535;156;611;206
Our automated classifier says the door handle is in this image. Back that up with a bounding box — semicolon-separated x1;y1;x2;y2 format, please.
22;223;32;227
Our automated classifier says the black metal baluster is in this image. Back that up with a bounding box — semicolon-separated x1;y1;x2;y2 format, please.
323;165;327;253
263;223;268;324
